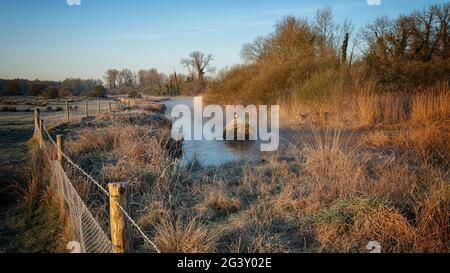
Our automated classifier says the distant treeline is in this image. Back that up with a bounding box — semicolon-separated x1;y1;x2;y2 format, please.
104;51;215;97
0;78;105;98
1;50;215;98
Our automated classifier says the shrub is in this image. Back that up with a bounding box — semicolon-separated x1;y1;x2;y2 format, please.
42;87;60;99
363;4;450;89
84;85;107;98
154;215;218;253
27;81;47;96
3;81;22;96
293;69;344;109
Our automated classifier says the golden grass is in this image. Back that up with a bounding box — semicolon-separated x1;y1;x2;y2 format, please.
415;182;450;252
352;92;411;127
42;99;449;253
411;82;450;124
196;182;241;215
280;82;449;129
153;215;219;253
311;198;418;253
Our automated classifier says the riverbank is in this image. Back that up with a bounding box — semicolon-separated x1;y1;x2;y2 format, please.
157;96;449;252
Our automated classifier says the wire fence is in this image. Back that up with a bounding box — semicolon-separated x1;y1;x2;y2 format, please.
34;102;161;253
50;160;113;253
41;100;123;127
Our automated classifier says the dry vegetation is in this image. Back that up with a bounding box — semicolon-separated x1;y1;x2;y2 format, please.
41;97;447;253
193;4;449;253
8;4;449;253
13;85;448;253
4;139;66;252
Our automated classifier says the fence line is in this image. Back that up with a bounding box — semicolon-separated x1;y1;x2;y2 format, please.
42;99;122;127
34;101;161;253
50;160;113;253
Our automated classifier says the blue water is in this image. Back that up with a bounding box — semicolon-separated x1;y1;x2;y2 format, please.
164;97;262;166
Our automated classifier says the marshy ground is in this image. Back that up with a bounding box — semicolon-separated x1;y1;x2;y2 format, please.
0;92;448;253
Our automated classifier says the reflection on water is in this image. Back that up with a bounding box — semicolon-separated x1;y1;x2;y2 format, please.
164;97;262;166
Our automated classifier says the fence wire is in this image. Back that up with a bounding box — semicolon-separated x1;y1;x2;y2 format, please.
50;160;113;253
37;109;161;253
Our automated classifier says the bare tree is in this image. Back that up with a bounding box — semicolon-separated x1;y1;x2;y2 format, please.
104;69;119;89
241;36;270;63
137;69;146;88
435;3;450;58
138;68;168;94
181;51;214;81
118;69;134;88
314;7;337;49
61;78;102;96
361;4;450;86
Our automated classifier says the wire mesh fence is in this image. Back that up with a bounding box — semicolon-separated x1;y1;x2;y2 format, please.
50;160;113;253
33;102;160;253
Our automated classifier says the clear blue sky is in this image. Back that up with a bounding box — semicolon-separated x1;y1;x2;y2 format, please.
0;0;446;81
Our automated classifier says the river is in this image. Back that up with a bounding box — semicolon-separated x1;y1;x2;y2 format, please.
164;97;264;166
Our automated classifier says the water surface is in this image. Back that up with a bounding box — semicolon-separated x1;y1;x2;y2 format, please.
164;97;263;166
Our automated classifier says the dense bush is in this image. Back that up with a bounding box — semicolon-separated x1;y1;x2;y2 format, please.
92;85;107;98
364;4;450;89
42;87;60;99
206;13;342;105
2;81;22;96
27;81;47;96
83;85;107;98
61;78;102;96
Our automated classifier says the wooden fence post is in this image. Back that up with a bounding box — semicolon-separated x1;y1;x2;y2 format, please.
98;101;101;116
39;119;44;149
108;183;133;253
66;101;70;123
56;135;63;161
85;101;89;118
34;108;40;140
109;102;112;112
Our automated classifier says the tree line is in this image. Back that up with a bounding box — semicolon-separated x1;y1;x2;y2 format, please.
206;4;450;105
2;4;447;100
0;78;106;98
363;4;450;87
104;50;215;96
1;50;215;98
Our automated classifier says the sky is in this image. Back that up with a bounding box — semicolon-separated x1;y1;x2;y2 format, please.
0;0;447;81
